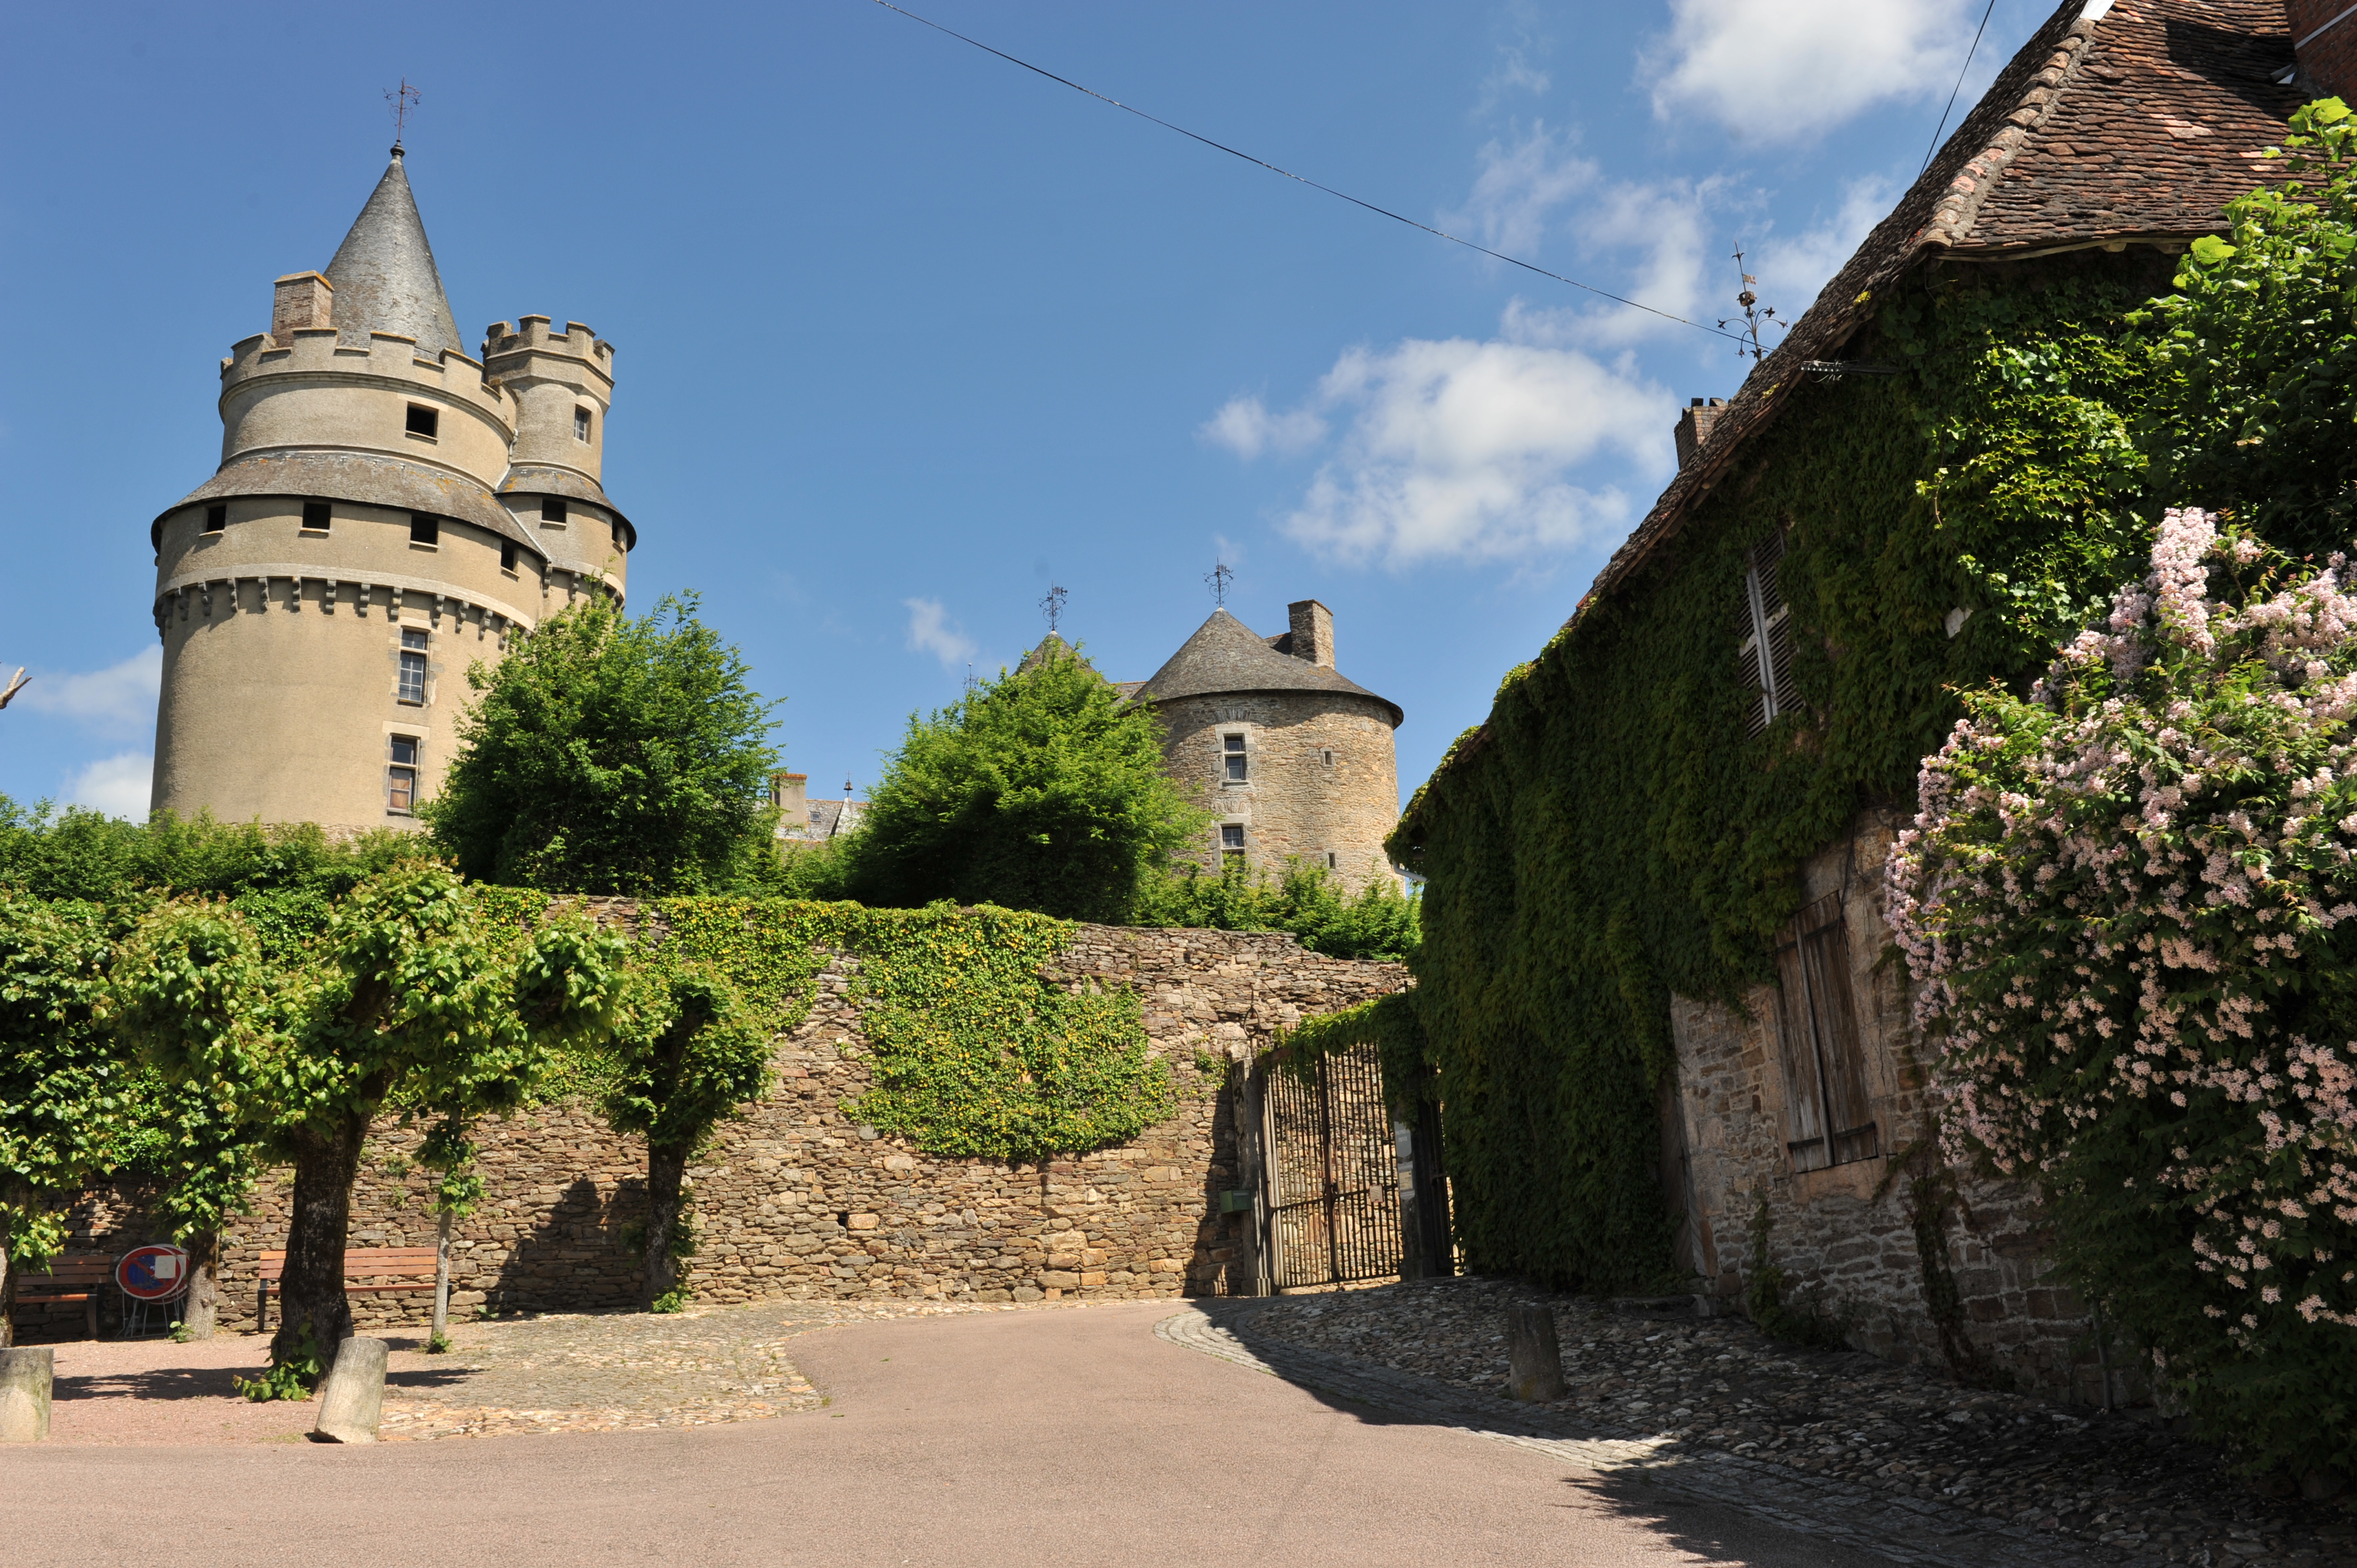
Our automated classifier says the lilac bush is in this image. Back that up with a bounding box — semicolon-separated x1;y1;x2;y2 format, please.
1889;508;2357;1474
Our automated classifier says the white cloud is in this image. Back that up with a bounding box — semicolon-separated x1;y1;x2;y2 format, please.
1645;0;1976;144
1224;334;1671;570
1446;122;1598;260
12;646;161;735
1211;532;1248;569
903;597;978;670
65;752;152;819
1199;395;1328;460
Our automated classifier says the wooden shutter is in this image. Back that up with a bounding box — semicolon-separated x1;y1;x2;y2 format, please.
1771;893;1879;1171
1740;532;1792;737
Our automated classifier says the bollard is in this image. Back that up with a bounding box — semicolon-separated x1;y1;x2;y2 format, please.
309;1335;388;1444
1505;1303;1567;1403
0;1347;54;1442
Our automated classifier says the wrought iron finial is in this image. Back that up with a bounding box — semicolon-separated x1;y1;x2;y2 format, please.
387;79;420;152
1716;245;1786;364
1039;582;1068;633
1205;562;1234;606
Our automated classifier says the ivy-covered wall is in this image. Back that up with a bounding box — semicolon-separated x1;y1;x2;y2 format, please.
1391;250;2180;1292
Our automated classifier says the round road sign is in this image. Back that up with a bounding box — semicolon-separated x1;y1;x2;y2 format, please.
116;1244;189;1301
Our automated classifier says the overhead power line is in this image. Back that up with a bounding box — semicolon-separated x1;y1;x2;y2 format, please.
1922;0;1999;174
865;0;1748;345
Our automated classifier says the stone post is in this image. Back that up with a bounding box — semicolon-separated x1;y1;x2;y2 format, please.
310;1335;388;1444
1505;1303;1566;1402
0;1347;54;1441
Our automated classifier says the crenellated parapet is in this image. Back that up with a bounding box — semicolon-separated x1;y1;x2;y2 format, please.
222;327;509;412
480;316;614;374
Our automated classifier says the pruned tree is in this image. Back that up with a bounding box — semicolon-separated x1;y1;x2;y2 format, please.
110;864;624;1369
600;961;768;1310
0;895;122;1345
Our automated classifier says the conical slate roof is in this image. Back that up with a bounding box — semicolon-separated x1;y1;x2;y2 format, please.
324;150;462;360
1134;609;1400;726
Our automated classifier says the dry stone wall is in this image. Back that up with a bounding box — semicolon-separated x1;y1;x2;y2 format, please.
25;920;1406;1340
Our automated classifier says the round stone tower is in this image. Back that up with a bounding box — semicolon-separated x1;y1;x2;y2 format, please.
1133;600;1402;889
147;147;636;833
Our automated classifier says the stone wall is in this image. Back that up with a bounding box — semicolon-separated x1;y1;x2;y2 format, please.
1159;689;1402;892
20;920;1406;1340
1668;811;2117;1404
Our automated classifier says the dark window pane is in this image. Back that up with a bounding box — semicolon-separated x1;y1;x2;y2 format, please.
1221;825;1246;849
1224;755;1247;782
398;650;427;703
1223;734;1246;751
405;404;439;438
500;540;518;572
409;513;438;546
302;501;331;532
203;504;227;534
400;628;428;651
390;736;418;766
542;498;567;523
574;406;593;441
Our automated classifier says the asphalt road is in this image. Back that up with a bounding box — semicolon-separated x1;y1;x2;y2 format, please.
7;1301;1891;1567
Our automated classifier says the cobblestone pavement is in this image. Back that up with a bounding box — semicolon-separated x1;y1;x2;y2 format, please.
380;1297;1100;1440
1183;1278;2357;1568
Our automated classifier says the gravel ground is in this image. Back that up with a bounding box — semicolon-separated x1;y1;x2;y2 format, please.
1243;1276;2356;1568
43;1297;1166;1445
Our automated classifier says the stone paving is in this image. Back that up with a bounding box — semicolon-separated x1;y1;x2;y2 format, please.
1182;1277;2357;1568
378;1298;1031;1440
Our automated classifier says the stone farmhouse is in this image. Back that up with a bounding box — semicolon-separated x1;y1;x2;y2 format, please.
1392;0;2332;1398
146;145;632;833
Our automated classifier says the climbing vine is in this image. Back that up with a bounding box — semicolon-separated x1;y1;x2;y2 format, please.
1274;991;1429;1116
1390;251;2179;1292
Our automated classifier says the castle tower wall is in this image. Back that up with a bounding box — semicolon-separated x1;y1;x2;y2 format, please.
1160;689;1401;889
146;148;635;833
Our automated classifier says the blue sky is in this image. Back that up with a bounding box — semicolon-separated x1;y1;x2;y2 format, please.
0;0;2056;817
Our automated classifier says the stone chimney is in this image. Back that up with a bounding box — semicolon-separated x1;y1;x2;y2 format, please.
2290;1;2357;101
1674;397;1729;470
1286;599;1335;668
770;770;809;830
271;272;333;344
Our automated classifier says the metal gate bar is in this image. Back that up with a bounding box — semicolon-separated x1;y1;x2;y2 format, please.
1263;1043;1403;1289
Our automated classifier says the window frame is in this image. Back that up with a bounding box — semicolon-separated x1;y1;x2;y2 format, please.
397;628;429;705
404;403;440;440
1221;732;1248;784
300;500;331;533
574;406;593;442
202;503;227;534
1737;531;1795;737
387;735;420;814
408;513;439;547
500;539;518;573
541;498;568;524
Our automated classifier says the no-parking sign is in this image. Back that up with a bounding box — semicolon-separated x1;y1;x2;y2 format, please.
115;1244;189;1301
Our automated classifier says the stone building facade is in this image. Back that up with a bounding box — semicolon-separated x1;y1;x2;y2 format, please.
147;146;634;833
20;920;1406;1339
1664;812;2109;1401
1129;601;1403;891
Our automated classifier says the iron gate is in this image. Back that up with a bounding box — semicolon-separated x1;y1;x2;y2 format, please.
1263;1041;1403;1288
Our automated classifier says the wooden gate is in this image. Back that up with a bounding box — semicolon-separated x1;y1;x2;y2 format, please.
1261;1042;1404;1289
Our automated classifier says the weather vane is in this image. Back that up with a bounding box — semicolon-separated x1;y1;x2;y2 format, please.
387;79;420;151
1718;245;1785;363
1039;582;1068;633
1205;562;1233;606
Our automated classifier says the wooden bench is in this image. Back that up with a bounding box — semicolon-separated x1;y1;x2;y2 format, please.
15;1256;111;1339
257;1247;440;1327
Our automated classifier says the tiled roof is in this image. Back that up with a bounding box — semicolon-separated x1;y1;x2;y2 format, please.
1133;609;1402;726
324;151;464;362
777;798;867;842
154;450;547;559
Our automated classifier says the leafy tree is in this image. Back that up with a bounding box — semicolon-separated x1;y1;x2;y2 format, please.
0;896;123;1345
424;594;781;894
104;1069;264;1340
108;864;625;1368
0;797;420;905
844;643;1205;922
1134;857;1421;962
2138;99;2357;560
600;962;768;1309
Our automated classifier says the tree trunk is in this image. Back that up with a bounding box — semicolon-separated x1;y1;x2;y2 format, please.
0;1244;14;1350
271;1111;370;1366
642;1146;687;1311
431;1207;452;1343
179;1230;220;1340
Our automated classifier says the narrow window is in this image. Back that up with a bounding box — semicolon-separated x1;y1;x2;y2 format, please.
1772;893;1879;1172
301;501;331;532
388;735;419;813
1327;852;1337;870
405;404;439;439
409;513;439;546
500;539;518;572
574;406;593;442
1737;532;1795;737
1220;824;1246;865
398;628;429;704
611;519;625;551
203;503;227;534
1222;733;1248;783
542;498;567;524
1321;749;1334;767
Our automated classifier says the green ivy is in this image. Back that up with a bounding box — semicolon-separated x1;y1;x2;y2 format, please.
1390;253;2178;1292
1273;991;1429;1116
